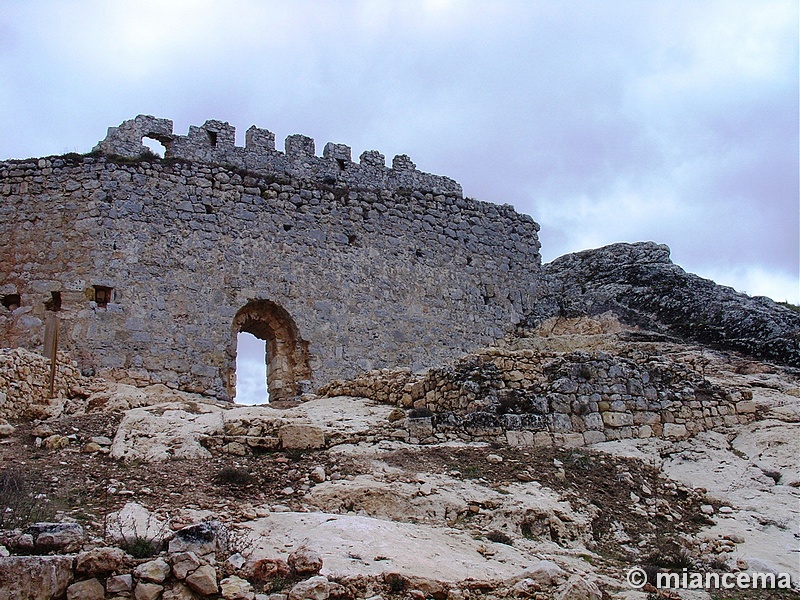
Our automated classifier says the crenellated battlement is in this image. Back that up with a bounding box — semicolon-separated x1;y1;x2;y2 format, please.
94;115;463;197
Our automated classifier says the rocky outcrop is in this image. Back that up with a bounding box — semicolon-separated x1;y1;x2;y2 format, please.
527;242;800;367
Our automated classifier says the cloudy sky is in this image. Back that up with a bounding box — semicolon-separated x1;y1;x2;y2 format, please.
1;1;797;402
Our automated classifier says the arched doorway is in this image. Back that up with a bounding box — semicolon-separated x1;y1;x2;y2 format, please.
228;299;311;402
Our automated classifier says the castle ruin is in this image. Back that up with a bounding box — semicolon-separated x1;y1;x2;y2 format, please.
0;115;542;401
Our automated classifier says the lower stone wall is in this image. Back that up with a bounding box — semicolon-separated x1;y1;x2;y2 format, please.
320;347;757;447
0;348;90;420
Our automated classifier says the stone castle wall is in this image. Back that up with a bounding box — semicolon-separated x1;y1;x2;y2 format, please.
0;116;542;400
320;347;757;447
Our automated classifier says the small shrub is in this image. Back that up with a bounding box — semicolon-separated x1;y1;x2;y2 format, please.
0;469;50;529
121;536;160;559
214;466;254;486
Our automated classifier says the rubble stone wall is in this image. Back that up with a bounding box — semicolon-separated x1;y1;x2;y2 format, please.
0;116;541;400
0;348;88;420
321;348;757;447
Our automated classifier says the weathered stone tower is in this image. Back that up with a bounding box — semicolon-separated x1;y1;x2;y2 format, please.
0;115;542;400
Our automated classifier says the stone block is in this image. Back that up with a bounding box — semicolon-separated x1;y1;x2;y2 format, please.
736;401;756;414
506;430;535;446
106;574;134;594
0;556;74;600
288;547;323;575
134;581;165;600
185;564;219;596
67;578;105;600
288;576;330;600
76;547;127;576
582;430;606;445
135;557;171;583
278;424;326;450
601;411;632;427
632;411;660;425
663;423;688;439
532;432;553;447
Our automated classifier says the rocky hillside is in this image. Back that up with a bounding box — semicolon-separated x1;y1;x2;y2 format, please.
1;314;798;599
526;242;800;368
1;240;799;599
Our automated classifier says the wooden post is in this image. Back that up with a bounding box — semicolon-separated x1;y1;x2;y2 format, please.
44;313;59;398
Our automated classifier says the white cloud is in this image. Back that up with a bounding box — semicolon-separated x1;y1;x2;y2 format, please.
0;0;795;307
698;265;799;305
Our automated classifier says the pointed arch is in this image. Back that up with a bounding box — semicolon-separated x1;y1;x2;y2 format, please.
228;299;311;401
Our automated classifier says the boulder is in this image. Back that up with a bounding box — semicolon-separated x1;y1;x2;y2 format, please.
106;574;134;594
67;578;105;600
288;547;323;575
279;423;326;450
105;502;169;548
245;557;292;583
288;576;330;600
76;547;128;576
135;557;171;583
185;564;219;595
134;581;165;600
171;551;202;580
555;575;602;600
26;522;84;553
0;556;74;600
169;522;223;557
220;575;255;600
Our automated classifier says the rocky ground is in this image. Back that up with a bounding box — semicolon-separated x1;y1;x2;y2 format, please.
0;318;798;599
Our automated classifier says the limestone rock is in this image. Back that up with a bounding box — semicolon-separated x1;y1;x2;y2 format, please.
162;583;198;600
105;502;168;548
555;575;602;600
171;551;202;580
221;575;255;600
0;418;14;437
67;578;105;600
0;556;74;600
514;560;567;587
288;575;330;600
169;522;223;557
106;574;134;594
185;564;219;595
111;401;225;462
531;241;800;367
134;581;165;600
26;522;84;552
135;557;171;583
245;557;292;583
288;547;323;575
279;423;326;450
76;547;127;576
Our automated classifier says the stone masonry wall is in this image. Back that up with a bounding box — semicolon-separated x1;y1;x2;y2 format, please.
0;116;542;400
320;348;757;447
